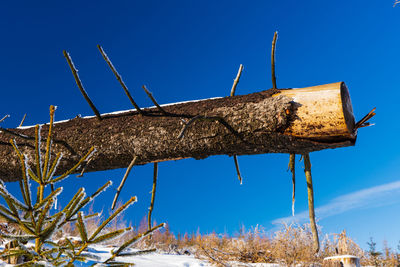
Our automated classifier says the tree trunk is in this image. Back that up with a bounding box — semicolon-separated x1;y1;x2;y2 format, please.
0;82;356;182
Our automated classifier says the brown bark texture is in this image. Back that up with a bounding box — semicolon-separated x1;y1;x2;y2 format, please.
0;82;356;182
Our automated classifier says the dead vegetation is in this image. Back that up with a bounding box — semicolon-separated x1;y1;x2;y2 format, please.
51;210;400;266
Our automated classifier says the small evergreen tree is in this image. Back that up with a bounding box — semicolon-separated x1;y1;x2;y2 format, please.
367;237;381;266
0;106;163;266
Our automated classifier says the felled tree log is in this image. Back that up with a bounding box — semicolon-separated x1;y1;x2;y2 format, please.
0;82;356;182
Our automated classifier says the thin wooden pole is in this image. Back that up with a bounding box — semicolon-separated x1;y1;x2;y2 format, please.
148;162;158;231
288;153;295;216
303;153;320;252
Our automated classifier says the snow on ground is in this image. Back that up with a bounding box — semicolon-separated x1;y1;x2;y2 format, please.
80;245;209;267
79;245;280;267
0;243;282;266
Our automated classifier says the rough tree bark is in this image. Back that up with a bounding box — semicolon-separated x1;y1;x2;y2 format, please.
0;82;356;182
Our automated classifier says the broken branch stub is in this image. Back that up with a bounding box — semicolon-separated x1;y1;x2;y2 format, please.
0;82;356;182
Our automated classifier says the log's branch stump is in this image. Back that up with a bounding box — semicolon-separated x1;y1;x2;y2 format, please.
0;82;356;182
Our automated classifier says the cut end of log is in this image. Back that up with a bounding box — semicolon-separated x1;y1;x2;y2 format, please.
276;82;356;143
340;82;356;135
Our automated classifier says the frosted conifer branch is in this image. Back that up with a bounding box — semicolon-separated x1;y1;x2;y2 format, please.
62;188;85;213
90;196;137;241
106;223;164;262
0;184;28;211
0;209;18;224
34;125;43;183
51;146;96;183
0;203;18;220
34;187;63;210
42;106;56;180
37;198;55;231
0;230;36;242
68;212;100;222
90;180;112;199
10;139;32;208
23;154;32;207
76;148;97;177
41;213;66;240
65;190;86;220
74;181;112;215
77;212;88;242
79;253;102;261
27;168;40;183
46;152;63;182
90;227;131;244
112;156;137;210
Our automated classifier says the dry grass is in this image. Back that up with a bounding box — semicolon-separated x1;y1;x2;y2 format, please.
53;209;400;266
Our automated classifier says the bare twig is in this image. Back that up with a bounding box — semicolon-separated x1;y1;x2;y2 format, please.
355;107;376;130
233;155;243;185
111;156;138;210
229;64;244;184
230;64;243;97
357;122;375;128
97;45;144;115
19;114;26;127
303;153;319;253
178;115;243;141
0;115;10;124
142;85;168;115
63;50;102;121
271;31;278;89
288;153;295;216
77;158;93;178
148;162;158;231
0;127;76;155
178;115;202;138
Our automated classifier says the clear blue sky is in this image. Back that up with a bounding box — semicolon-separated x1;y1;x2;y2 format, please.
1;0;400;251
